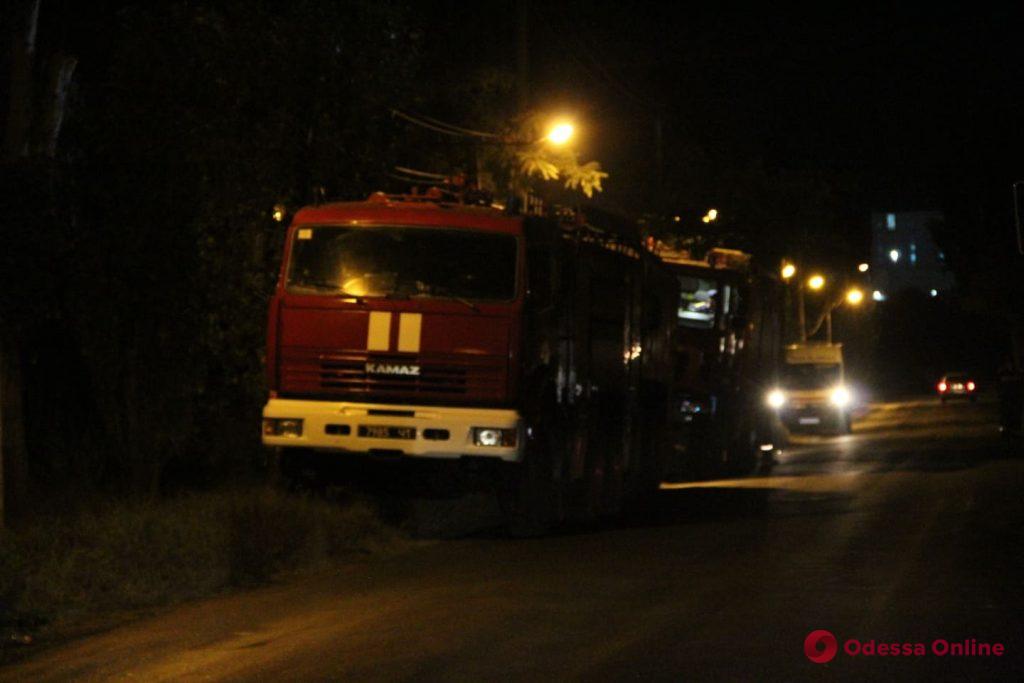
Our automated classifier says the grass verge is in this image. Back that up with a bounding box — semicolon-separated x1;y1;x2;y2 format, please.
0;487;406;646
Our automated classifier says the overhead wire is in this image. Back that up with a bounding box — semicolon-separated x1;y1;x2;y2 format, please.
405;112;502;139
394;166;448;179
391;109;501;140
391;109;472;137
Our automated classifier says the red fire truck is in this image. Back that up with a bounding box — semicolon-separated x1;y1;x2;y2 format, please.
656;247;785;478
262;192;677;534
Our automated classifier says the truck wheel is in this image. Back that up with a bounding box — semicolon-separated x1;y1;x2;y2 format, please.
627;409;671;503
501;424;567;537
273;447;319;492
724;412;760;477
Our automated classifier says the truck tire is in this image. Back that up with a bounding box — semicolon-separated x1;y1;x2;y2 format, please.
272;447;320;493
723;406;761;477
501;423;567;537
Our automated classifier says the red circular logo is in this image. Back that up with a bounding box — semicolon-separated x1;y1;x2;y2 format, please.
805;630;839;663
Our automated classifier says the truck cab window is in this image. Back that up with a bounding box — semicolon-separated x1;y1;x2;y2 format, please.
677;276;718;329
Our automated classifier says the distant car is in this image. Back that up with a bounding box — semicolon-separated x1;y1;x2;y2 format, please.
938;372;977;403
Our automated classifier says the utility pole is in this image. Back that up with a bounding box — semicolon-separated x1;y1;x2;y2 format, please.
512;0;530;212
797;282;807;343
516;0;529;114
653;115;665;213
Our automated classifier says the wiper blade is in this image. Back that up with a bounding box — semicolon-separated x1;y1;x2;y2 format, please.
293;281;365;303
383;284;479;312
447;295;479;313
410;288;480;312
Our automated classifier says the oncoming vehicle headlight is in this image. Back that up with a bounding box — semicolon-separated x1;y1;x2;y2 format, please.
830;386;852;408
766;389;786;409
472;427;517;447
263;418;304;437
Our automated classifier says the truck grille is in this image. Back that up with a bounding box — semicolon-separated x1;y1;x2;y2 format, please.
279;349;507;404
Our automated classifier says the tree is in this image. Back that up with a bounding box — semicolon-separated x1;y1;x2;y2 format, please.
1;0;424;505
1;0;77;524
512;113;608;198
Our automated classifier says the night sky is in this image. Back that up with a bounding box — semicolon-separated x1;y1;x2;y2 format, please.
425;2;1023;234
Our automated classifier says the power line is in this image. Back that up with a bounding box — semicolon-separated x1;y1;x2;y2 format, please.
391;109;472;137
391;109;501;140
407;112;502;140
394;166;448;179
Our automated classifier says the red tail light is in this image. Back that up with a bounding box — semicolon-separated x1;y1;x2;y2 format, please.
937;381;947;393
966;381;976;392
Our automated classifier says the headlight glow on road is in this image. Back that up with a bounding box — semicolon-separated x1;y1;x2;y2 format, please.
830;386;852;408
767;389;786;409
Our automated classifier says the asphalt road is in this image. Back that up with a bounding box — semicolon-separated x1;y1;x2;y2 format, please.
4;397;1023;681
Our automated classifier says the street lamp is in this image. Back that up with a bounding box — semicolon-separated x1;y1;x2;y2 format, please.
858;262;870;273
546;121;574;145
701;208;719;224
781;263;796;280
808;285;865;344
807;274;825;291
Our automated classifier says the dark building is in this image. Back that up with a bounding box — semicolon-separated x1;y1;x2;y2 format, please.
870;210;955;300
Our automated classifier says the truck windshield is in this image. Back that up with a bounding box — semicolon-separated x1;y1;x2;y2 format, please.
783;364;842;390
677;276;718;329
286;226;518;301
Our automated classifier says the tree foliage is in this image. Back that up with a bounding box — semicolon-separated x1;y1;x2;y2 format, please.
512;113;608;198
2;0;422;500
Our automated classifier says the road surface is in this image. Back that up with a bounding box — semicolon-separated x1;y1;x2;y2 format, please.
3;397;1023;681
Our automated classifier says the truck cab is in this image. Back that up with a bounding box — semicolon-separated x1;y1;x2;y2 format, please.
772;343;852;434
262;193;525;463
262;192;677;533
659;247;784;477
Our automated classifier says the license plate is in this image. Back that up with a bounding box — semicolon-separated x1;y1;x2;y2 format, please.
798;416;821;425
358;425;415;440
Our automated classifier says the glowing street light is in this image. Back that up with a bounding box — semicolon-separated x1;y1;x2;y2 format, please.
889;249;900;263
846;288;864;305
272;204;286;222
781;263;796;280
858;262;869;273
807;274;825;291
546;121;575;145
701;208;719;224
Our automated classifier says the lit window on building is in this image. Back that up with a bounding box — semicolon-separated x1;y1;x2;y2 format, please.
910;243;917;265
886;213;896;230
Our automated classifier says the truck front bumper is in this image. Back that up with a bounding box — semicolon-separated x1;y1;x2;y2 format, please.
780;402;845;429
262;398;523;462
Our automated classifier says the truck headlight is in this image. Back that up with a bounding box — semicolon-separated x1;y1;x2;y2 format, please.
472;427;517;447
263;418;304;437
830;386;852;408
766;389;786;409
